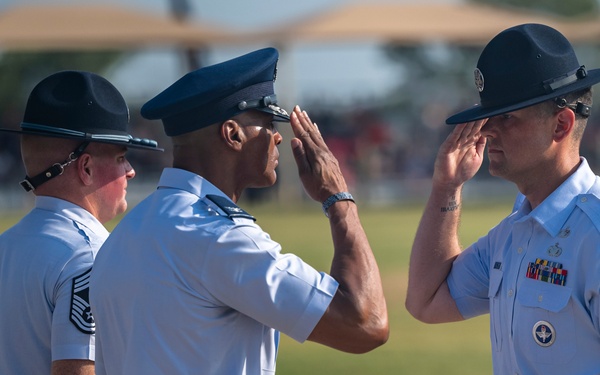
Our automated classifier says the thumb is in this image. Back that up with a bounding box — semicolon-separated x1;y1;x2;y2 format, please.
291;138;310;175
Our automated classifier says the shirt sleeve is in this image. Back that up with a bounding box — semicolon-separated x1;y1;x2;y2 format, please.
51;253;95;361
447;235;492;319
202;223;339;343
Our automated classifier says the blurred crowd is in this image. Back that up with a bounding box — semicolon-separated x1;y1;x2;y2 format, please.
2;102;600;206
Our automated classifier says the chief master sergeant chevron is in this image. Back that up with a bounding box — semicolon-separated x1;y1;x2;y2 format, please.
89;47;389;374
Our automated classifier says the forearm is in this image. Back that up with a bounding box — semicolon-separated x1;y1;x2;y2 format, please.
405;184;464;322
329;201;385;308
309;200;389;353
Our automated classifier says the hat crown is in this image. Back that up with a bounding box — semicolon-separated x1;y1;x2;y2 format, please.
141;47;289;136
23;70;129;135
477;23;580;108
445;23;600;124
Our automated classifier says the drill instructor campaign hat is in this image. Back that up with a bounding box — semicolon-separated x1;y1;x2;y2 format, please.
0;70;162;191
0;70;162;150
446;23;600;125
141;47;290;136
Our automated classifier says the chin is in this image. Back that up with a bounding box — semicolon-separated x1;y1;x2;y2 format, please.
250;175;277;189
117;201;128;215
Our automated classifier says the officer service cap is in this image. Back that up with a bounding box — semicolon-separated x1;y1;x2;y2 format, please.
141;47;290;136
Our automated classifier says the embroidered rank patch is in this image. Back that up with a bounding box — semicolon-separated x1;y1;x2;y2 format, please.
206;194;256;221
70;268;95;334
526;258;568;286
533;321;555;347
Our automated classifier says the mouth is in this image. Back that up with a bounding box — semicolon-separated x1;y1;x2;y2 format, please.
487;144;502;154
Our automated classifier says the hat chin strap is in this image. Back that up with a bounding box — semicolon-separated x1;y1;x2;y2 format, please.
20;141;90;192
555;97;592;117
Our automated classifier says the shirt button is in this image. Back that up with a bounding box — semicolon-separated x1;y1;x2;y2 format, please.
517;247;523;254
581;197;588;203
508;289;514;297
538;294;543;302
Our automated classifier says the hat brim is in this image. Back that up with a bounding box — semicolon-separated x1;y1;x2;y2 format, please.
446;68;600;125
0;127;163;151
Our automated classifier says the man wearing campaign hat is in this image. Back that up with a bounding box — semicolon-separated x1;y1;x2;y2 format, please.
89;47;388;374
0;70;161;375
406;23;600;374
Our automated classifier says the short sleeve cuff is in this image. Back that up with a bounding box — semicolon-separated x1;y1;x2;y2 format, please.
287;272;339;343
52;343;95;361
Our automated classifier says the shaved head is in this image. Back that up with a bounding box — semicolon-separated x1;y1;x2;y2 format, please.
20;135;82;177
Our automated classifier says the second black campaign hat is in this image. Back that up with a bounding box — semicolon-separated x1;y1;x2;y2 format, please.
446;23;600;125
141;47;290;136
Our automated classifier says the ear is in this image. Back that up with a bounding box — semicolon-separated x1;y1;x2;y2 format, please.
553;108;575;142
76;153;94;186
220;120;244;151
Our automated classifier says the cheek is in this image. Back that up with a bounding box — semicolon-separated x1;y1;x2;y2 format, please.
95;164;128;189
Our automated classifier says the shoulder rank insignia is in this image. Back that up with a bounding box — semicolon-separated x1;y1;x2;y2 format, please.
70;268;95;334
206;194;256;221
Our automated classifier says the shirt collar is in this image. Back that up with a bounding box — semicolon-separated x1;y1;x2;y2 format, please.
34;195;109;237
157;168;227;199
516;157;596;236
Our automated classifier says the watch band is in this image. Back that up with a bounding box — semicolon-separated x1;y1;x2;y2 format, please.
322;192;355;217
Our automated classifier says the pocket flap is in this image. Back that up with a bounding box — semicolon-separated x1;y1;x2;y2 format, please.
517;282;572;312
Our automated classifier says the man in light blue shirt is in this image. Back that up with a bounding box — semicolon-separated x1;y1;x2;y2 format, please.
90;48;388;374
0;70;161;375
406;24;600;374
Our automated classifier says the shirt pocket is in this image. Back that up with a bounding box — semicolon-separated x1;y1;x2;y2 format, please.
488;268;503;351
515;282;575;364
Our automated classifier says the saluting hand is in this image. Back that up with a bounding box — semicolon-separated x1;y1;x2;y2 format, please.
433;119;487;189
289;105;348;203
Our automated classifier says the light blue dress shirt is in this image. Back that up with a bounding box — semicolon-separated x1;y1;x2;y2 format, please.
448;158;600;374
90;168;338;375
0;196;105;374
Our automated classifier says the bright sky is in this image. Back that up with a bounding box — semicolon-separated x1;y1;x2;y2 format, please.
0;0;459;107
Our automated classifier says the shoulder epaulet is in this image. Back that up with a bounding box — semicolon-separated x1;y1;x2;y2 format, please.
206;194;256;221
576;193;600;233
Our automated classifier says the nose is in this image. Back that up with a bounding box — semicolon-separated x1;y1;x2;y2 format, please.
480;117;498;138
125;160;136;179
274;131;283;145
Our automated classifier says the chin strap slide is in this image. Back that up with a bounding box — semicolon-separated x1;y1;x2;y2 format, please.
20;141;90;192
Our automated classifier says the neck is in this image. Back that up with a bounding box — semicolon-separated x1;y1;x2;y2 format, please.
518;156;581;209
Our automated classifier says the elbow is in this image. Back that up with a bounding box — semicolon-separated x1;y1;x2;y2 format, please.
347;312;390;354
405;294;435;324
361;318;390;353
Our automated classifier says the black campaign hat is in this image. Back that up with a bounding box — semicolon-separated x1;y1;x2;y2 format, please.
141;47;290;136
0;70;162;151
446;23;600;124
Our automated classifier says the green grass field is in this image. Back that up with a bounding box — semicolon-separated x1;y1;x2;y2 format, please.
0;200;513;374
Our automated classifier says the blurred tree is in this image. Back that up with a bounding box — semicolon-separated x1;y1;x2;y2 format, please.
470;0;598;18
169;0;203;70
